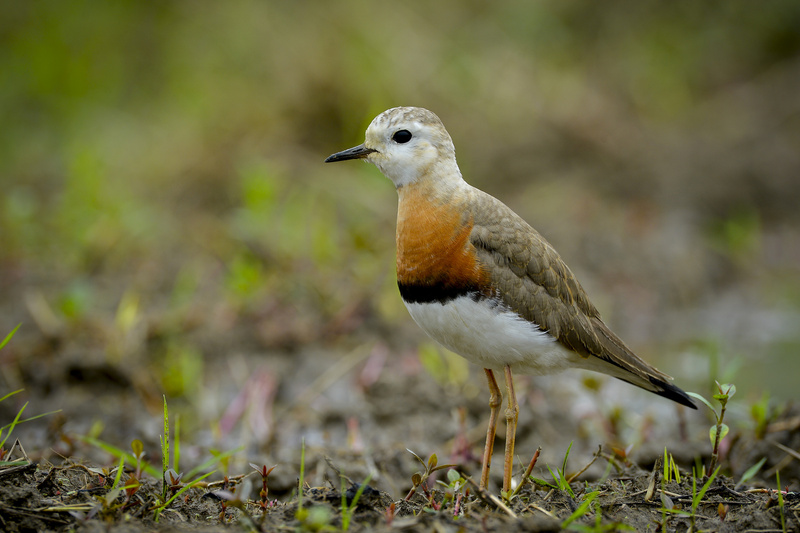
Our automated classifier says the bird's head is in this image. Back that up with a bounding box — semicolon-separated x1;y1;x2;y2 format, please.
325;107;461;189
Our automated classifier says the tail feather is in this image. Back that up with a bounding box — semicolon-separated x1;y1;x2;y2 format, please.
611;374;697;409
579;354;697;409
644;376;697;409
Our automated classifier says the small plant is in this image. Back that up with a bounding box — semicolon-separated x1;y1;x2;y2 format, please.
0;390;28;465
123;440;145;504
403;450;457;501
160;396;171;502
1;325;60;464
250;463;278;515
736;456;767;488
80;436;160;478
340;476;372;531
663;447;681;484
432;469;468;517
565;493;634;532
218;476;235;522
560;490;598;530
776;471;787;533
81;401;223;522
661;465;720;533
689;466;720;529
542;442;575;498
0;323;20;351
688;381;735;474
384;502;396;526
750;392;775;440
292;442;335;532
298;439;305;501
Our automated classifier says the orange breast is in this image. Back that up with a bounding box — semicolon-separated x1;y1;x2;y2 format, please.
395;185;490;303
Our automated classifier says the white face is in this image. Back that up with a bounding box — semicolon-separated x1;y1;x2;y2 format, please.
362;107;457;188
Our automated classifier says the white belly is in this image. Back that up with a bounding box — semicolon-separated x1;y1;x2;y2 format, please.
404;296;582;375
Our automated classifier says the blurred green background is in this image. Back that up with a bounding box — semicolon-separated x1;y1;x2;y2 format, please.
1;1;799;453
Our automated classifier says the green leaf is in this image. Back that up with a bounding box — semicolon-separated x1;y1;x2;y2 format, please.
687;392;716;413
406;448;427;468
131;439;144;457
185;447;243;480
111;456;126;490
721;383;736;397
80;436;160;478
672;455;681;484
709;423;729;444
0;324;21;351
562;491;598;527
0;401;27;449
427;453;438;471
0;389;23;403
562;441;573;477
0;408;60;433
162;396;170;474
173;413;180;473
153;470;214;522
692;466;721;511
446;469;461;484
531;477;559;490
738;457;767;486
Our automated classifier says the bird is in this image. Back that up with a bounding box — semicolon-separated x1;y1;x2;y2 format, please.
324;106;696;494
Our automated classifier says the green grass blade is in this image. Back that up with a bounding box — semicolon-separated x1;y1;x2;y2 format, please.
693;466;720;511
1;409;61;433
0;401;27;449
80;436;161;477
184;447;243;480
111;456;126;490
562;441;573;476
562;491;599;528
530;477;559;490
154;470;214;522
776;471;786;533
161;396;170;501
0;389;24;403
0;323;21;351
173;413;180;473
298;439;305;511
162;396;169;472
342;474;373;531
738;457;766;486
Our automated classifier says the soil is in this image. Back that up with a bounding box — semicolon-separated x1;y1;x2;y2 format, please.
1;440;799;532
2;332;799;532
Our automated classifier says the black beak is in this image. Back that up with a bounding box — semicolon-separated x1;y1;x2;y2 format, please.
324;144;377;163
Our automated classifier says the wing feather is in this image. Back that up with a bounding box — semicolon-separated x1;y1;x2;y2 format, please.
467;189;672;383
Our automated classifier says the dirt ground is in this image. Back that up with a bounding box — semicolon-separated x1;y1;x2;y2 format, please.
2;324;799;532
1;454;799;533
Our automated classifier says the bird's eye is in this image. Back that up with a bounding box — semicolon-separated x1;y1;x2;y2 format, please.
392;130;412;144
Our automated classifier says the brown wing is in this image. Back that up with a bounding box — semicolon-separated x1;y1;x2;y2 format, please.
467;189;673;383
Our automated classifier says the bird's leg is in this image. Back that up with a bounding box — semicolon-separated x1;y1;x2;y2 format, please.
502;364;519;495
480;368;502;490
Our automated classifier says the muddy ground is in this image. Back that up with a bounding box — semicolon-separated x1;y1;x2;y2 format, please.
2;321;799;532
1;451;799;533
